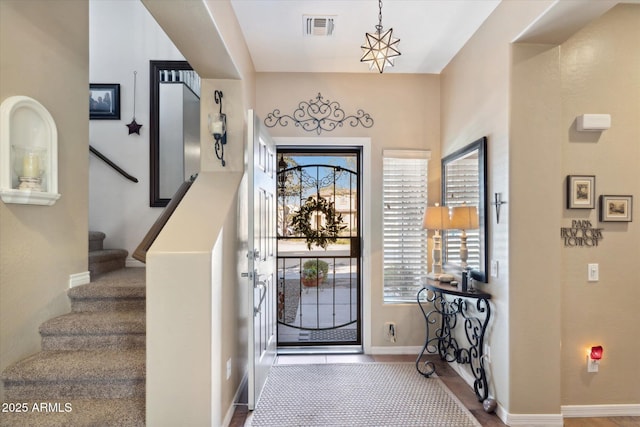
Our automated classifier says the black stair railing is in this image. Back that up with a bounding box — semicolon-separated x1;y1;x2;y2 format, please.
89;145;138;183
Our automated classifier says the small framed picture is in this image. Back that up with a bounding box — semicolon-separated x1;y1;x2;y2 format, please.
90;83;120;120
600;195;633;222
566;175;595;209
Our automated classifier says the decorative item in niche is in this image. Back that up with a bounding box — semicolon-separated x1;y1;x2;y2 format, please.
0;95;61;205
90;84;120;120
126;71;142;135
290;195;347;250
600;195;632;222
560;220;603;247
566;175;595;209
264;93;373;135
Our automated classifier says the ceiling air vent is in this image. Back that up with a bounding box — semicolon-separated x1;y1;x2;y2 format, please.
303;15;335;36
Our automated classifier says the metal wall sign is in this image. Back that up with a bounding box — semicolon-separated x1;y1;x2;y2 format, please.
264;92;374;135
561;220;603;247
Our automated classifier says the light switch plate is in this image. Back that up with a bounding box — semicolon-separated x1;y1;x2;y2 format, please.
490;260;499;278
588;263;599;282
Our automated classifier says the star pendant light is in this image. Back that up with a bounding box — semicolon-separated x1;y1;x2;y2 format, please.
360;0;401;73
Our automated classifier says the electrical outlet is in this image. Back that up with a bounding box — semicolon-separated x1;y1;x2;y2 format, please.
484;345;491;363
226;358;232;380
384;322;396;343
587;356;599;373
588;263;599;282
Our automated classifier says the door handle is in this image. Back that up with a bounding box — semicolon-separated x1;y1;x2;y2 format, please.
254;282;268;315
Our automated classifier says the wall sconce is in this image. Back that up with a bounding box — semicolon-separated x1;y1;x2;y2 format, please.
492;192;507;224
208;90;227;167
587;345;603;372
423;203;453;281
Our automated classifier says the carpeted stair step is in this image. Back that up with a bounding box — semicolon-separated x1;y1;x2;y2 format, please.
40;310;145;350
89;248;129;278
0;397;144;427
1;349;145;400
88;231;106;252
69;268;145;312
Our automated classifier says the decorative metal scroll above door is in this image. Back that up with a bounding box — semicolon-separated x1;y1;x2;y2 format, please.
264;93;374;135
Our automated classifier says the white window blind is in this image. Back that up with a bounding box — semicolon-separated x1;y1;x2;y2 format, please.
443;157;480;269
382;150;430;302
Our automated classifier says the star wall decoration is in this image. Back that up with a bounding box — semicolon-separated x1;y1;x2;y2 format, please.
126;71;142;135
360;27;401;73
126;119;142;135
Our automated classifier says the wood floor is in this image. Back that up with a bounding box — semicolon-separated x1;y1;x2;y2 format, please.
229;353;639;427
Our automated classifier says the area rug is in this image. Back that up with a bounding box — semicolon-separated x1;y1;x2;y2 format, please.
248;363;482;427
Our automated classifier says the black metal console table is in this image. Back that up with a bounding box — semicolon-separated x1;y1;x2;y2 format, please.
416;280;491;401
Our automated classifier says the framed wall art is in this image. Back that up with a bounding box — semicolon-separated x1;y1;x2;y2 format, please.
90;83;120;120
600;195;633;222
566;175;595;209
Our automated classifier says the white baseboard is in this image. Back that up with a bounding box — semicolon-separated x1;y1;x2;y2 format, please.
126;258;145;268
503;413;564;426
222;372;249;427
69;271;90;288
562;404;640;417
369;345;422;355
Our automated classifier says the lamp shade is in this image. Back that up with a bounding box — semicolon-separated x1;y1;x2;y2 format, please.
450;205;479;230
423;204;451;230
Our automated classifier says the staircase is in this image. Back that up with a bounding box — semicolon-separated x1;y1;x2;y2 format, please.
89;231;128;278
1;264;146;426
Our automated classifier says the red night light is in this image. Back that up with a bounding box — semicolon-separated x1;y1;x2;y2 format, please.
590;345;603;360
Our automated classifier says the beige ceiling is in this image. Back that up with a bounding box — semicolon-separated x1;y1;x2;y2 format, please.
229;0;501;74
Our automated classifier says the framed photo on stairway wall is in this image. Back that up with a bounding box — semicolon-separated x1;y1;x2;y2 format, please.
90;83;120;120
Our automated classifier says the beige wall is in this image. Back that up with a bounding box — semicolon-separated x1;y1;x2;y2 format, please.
441;0;556;414
146;172;243;426
559;4;640;406
510;42;563;415
442;0;639;418
256;73;441;349
0;0;89;400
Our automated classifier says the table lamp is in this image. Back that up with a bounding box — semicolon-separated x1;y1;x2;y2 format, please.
423;203;452;280
450;204;479;267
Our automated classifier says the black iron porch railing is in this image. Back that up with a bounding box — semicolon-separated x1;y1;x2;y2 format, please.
277;253;359;341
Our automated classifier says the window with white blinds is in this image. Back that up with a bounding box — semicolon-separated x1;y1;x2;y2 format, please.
382;150;430;303
443;157;480;269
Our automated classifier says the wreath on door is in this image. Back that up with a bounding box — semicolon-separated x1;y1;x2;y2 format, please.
290;195;347;250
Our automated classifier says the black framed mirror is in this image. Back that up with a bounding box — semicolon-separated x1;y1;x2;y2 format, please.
149;60;200;207
441;136;488;283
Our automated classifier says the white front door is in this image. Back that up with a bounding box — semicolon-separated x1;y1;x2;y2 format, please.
247;110;277;410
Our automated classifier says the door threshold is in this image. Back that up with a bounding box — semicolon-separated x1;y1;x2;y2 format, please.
277;345;363;355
